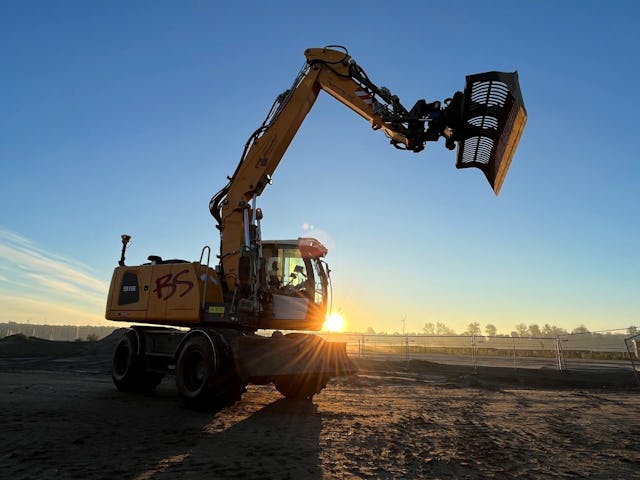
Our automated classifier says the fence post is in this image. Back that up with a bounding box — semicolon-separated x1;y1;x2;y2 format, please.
555;335;564;371
405;335;409;362
512;337;517;373
471;335;477;372
624;335;640;383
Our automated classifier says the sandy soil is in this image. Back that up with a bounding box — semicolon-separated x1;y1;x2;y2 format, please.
1;334;639;479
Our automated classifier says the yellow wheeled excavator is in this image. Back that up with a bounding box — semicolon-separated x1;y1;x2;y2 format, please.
106;46;527;408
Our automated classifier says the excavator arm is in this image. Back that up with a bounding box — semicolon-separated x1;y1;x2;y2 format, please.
210;45;526;299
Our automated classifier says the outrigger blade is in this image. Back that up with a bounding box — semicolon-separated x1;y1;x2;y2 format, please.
233;334;357;382
455;71;527;195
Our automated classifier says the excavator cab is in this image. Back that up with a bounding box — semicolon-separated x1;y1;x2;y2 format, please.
261;238;329;331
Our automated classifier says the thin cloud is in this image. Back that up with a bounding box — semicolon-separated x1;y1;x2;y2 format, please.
0;229;36;247
0;228;109;324
0;228;108;295
25;273;105;305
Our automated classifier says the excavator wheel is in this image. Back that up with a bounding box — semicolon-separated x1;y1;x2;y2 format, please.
274;374;329;400
112;330;164;392
175;332;246;410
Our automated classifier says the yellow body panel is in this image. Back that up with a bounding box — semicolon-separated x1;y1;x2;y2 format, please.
106;262;224;326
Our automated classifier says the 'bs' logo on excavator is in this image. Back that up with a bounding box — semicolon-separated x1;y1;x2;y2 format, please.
153;269;194;300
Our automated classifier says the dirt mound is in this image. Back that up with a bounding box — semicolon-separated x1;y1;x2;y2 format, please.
0;329;127;358
83;328;127;357
0;329;128;373
0;334;88;357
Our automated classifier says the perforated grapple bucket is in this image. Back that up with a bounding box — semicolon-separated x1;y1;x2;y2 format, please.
455;71;527;195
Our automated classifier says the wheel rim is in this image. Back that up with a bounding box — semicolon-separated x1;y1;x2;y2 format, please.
183;351;207;392
113;341;131;377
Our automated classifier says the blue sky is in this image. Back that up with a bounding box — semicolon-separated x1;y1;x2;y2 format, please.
1;1;638;334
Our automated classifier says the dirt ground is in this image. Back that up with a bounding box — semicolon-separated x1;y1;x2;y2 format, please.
1;334;639;479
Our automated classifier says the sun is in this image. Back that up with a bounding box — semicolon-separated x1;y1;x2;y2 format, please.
323;312;345;332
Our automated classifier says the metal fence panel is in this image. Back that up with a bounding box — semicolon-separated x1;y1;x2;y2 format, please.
320;330;636;372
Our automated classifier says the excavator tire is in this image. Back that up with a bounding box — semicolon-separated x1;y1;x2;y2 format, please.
274;374;329;400
175;332;246;410
112;330;164;392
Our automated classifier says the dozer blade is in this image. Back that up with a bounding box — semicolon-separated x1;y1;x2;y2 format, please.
455;71;527;195
232;333;357;382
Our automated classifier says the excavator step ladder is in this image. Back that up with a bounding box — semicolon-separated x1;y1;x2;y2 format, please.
456;71;527;195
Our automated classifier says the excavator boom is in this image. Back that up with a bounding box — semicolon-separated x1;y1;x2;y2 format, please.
210;46;527;299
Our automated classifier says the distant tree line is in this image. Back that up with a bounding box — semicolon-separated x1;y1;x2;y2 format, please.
363;322;638;337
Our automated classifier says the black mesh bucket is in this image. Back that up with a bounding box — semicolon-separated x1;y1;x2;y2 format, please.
455;71;527;195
